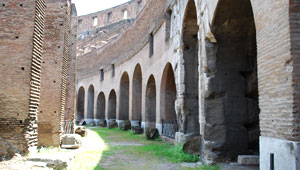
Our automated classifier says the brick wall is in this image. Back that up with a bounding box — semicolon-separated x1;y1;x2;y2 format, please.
38;0;70;147
64;3;77;134
289;0;300;141
0;0;46;158
251;0;296;141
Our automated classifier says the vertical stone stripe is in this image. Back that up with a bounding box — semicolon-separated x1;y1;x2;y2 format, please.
27;0;46;148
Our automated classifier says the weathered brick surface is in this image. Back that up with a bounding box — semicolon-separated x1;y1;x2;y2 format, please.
38;0;69;147
0;0;46;156
251;0;296;141
64;3;78;133
290;0;300;140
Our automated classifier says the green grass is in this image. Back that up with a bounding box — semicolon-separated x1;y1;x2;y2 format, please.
69;127;220;170
92;128;198;163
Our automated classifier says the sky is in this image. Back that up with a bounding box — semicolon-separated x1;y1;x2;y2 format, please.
72;0;131;16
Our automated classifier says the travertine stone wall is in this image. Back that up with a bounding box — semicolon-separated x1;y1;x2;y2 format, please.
0;0;46;158
76;0;300;167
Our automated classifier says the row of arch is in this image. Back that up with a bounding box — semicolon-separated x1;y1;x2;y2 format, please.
77;0;260;158
77;63;178;128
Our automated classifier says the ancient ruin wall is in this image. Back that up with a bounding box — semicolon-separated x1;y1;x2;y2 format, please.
77;0;167;78
77;0;146;36
64;3;78;134
38;0;72;147
0;0;46;158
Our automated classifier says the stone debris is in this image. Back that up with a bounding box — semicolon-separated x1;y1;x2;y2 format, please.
61;134;82;149
131;126;143;134
183;136;201;155
75;126;87;137
238;155;259;165
119;120;131;131
145;128;159;140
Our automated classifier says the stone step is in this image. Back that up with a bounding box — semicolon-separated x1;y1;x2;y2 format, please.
238;155;259;165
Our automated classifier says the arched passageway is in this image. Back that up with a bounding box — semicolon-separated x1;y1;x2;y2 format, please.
145;75;156;128
87;85;95;119
132;64;142;122
96;92;105;120
108;90;117;119
204;0;259;160
160;63;177;138
76;87;85;122
182;0;199;134
119;72;129;120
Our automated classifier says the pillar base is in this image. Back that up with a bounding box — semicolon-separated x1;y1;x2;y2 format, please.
260;136;300;170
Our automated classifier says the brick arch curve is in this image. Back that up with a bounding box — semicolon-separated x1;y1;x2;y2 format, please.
76;86;85;122
108;89;117;120
145;75;156;127
203;0;259;161
87;85;95;119
119;72;130;120
96;92;105;120
132;64;142;121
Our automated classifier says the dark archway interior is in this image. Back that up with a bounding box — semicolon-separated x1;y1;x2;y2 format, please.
119;72;129;120
108;90;117;119
96;92;105;119
87;85;95;119
145;75;156;123
160;63;177;138
208;0;259;159
132;65;142;121
182;0;200;134
77;87;85;121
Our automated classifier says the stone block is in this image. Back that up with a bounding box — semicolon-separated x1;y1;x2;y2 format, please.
183;136;201;155
98;120;107;127
119;120;131;131
61;134;82;149
75;126;87;137
145;128;159;140
238;155;259;165
131;126;143;134
108;120;118;129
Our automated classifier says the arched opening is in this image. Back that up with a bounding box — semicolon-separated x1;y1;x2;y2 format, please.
132;64;142;121
87;85;95;119
96;92;105;120
108;90;117;119
76;87;85;122
205;0;259;160
145;75;156;127
119;72;129;120
182;0;199;134
160;63;177;138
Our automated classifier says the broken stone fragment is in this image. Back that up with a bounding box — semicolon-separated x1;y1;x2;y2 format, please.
183;136;201;155
119;120;131;131
61;134;82;149
107;120;118;129
75;126;87;137
145;128;159;140
98;119;107;127
131;126;143;134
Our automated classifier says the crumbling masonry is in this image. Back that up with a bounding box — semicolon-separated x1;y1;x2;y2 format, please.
0;0;300;169
76;0;300;169
0;0;77;159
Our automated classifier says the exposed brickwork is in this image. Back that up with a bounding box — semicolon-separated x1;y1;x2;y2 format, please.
64;3;78;134
0;0;46;157
290;0;300;140
38;0;69;147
